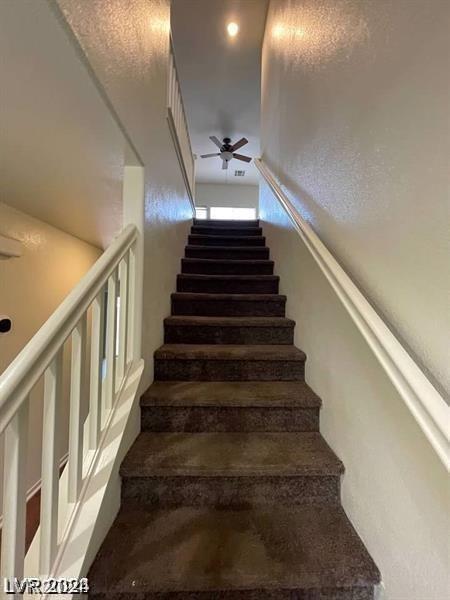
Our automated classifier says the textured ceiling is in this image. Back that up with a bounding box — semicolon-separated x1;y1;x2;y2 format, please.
0;0;126;248
171;0;268;185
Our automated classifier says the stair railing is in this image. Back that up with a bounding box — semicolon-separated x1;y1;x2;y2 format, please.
255;158;449;470
0;223;138;585
167;39;195;208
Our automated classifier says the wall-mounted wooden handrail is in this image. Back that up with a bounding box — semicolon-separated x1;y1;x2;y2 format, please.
255;158;449;471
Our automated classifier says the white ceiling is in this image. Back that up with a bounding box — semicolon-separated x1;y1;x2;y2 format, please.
171;0;268;186
0;0;127;248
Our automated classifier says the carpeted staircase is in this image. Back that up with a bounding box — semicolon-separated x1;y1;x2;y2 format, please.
89;219;380;599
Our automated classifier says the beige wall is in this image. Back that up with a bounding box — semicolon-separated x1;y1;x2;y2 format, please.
56;0;193;391
261;1;449;596
260;188;448;600
195;183;259;212
0;202;101;497
261;0;450;396
0;203;101;373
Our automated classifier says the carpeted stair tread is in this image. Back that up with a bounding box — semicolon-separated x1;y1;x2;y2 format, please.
154;344;306;362
141;381;321;408
172;292;286;302
191;225;263;236
154;344;306;381
176;274;279;294
164;315;293;344
140;381;321;433
185;244;269;254
164;316;294;328
177;274;279;283
188;234;266;246
121;432;343;478
171;293;286;317
185;245;270;259
181;258;274;274
88;505;380;597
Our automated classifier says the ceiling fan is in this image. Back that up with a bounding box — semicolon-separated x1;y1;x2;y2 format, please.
200;136;252;170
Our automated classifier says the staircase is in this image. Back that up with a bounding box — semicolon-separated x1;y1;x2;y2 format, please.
88;219;380;599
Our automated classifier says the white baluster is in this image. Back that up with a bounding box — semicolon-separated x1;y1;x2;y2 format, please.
68;314;87;502
40;350;63;574
126;246;136;364
168;57;174;109
89;288;105;449
117;255;129;386
176;92;182;132
171;61;177;112
173;84;178;120
104;269;118;410
0;400;29;590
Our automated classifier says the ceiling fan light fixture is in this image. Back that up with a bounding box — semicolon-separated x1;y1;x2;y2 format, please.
200;136;251;170
227;22;239;37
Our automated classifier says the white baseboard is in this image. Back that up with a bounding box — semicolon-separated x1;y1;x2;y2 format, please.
375;582;387;599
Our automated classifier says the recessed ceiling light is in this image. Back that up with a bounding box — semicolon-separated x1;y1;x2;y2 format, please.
227;22;239;37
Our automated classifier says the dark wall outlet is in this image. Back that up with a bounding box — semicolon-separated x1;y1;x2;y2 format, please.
0;316;12;334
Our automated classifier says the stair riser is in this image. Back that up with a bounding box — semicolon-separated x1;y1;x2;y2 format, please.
176;278;279;294
193;219;259;227
171;298;286;317
188;235;266;247
154;359;305;381
121;475;340;508
191;226;263;236
141;406;319;432
90;588;375;600
185;247;270;259
181;259;274;275
164;325;294;344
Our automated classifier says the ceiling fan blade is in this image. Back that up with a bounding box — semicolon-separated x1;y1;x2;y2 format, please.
222;158;228;170
231;137;248;151
233;153;252;163
209;135;223;149
200;153;220;158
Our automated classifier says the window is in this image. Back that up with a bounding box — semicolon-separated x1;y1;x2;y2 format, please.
195;206;208;220
209;206;257;220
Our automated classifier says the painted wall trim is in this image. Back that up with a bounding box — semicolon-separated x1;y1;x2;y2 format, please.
167;39;195;213
0;234;22;258
255;158;450;470
48;0;144;169
167;109;195;214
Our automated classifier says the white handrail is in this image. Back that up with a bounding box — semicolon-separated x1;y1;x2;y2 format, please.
0;224;137;433
0;223;139;586
255;158;450;470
